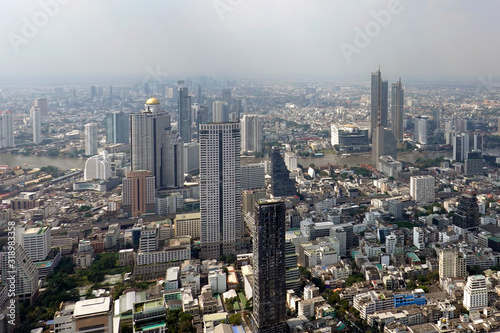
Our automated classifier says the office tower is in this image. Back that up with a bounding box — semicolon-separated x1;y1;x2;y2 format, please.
433;108;441;132
252;199;287;333
285;239;300;293
178;87;192;142
222;89;232;114
439;249;466;280
34;98;48;117
139;223;158;253
452;190;480;229
122;170;156;217
106;111;129;144
391;78;404;142
0;111;15;148
240;114;263;153
130;98;184;189
455;119;468;133
84;151;112;181
473;133;483;151
372;125;384;166
383;129;398;159
184;142;200;174
453;133;470;162
464;151;484;176
197;85;202;104
234;98;242;121
199;123;241;259
84;123;98;156
0;243;39;304
270;147;296;197
212;101;229;122
463;275;487;311
371;67;388;137
32;107;42;144
410;176;435;204
241;163;265;190
90;85;97;99
413;116;428;145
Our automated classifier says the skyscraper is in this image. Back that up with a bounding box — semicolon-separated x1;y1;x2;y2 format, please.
122;170;156;217
0;111;15;148
252;199;287;333
463;275;487;311
222;89;232;115
270;147;296;197
199;123;241;259
34;98;48;117
197;85;202;104
410;175;435;204
106;111;129;144
84;151;112;181
240;114;262;153
178;87;192;142
32;107;42;145
84;123;98;156
439;249;466;280
453;133;470;162
391;78;404;142
212;101;229;122
371;67;388;137
413;116;428;145
130;98;184;189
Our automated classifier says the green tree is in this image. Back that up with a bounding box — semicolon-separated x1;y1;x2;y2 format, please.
228;313;242;325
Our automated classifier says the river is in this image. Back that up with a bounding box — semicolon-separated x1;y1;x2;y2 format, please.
0;153;86;170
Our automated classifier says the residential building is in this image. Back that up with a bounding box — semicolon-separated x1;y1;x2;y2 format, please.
410;176;435;204
84;123;98;156
0;111;15;148
463;275;487;311
122;171;155;217
105;111;129;144
240;163;265;190
32;107;42;144
439;248;466;280
21;226;51;261
175;213;201;239
391;78;404;142
240;114;262;153
413;116;428;145
178;87;192;142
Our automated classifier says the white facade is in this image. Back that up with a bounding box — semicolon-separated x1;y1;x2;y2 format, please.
208;269;227;294
385;233;397;254
463;275;487;311
54;302;75;333
22;226;51;262
32;107;42;144
84;123;98;156
240;163;265;190
413;227;425;250
439;249;466;280
284;152;298;171
0;111;15;148
199;123;241;258
240;114;262;153
413;116;428;145
184;142;199;174
136;246;191;266
84;151;111;181
410;176;435;204
212;101;229;122
165;267;180;290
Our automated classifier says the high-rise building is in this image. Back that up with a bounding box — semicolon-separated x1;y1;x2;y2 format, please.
270;147;296;197
439;249;466;280
385;233;397;254
463;275;487;311
241;163;265;190
453;133;470;162
84;123;98;156
212;101;229;122
183;142;200;174
371;67;388;137
391;78;404;142
452;190;480;229
32;107;42;144
413;116;428;145
0;243;39;304
84;151;112;181
222;89;232;116
34;98;48;117
284;152;298;171
464;151;484;176
252;199;287;333
433;108;441;132
122;171;156;217
130;98;184;189
199;123;241;259
240;114;262;153
234;98;242;121
285;240;300;293
105;111;129;144
410;176;435;204
0;111;15;148
197;85;202;104
178;87;192;142
90;86;97;99
413;227;425;250
20;226;52;262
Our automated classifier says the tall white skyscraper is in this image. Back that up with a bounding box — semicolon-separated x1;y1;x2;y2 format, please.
84;123;98;156
0;111;15;148
463;275;487;311
212;101;229;122
32;107;42;144
34;98;48;117
199;122;241;259
240;114;262;153
130;98;184;189
413;116;428;145
410;175;435;204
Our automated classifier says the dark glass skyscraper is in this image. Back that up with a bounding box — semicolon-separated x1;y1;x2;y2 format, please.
106;111;129;144
371;67;388;137
271;147;296;197
178;87;192;142
252;199;287;333
452;191;480;229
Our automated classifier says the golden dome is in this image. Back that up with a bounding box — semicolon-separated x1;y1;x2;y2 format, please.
145;97;160;105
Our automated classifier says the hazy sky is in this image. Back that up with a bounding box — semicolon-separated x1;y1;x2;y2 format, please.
2;0;499;83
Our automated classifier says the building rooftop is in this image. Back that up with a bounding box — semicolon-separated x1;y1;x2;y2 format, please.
74;297;111;317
